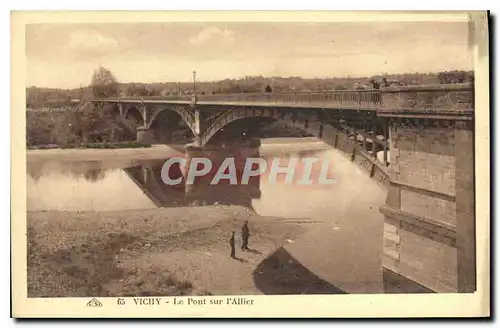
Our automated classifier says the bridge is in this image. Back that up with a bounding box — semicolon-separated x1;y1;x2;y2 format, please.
75;83;475;294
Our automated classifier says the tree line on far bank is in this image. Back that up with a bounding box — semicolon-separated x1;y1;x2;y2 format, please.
26;67;474;108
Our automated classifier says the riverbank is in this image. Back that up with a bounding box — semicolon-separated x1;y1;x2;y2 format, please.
28;141;152;150
26;137;329;163
28;205;318;297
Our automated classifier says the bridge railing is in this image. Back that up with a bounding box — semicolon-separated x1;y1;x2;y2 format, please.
95;90;382;108
196;90;381;107
81;83;473;112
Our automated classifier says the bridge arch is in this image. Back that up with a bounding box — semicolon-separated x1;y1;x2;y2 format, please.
123;105;145;125
201;108;341;147
204;115;291;146
148;107;196;142
146;106;197;136
200;108;390;186
201;108;288;146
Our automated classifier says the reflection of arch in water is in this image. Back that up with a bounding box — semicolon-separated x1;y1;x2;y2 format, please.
183;139;262;208
123;159;186;208
122;141;262;209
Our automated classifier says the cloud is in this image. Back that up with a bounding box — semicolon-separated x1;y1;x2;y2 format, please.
188;26;235;46
68;30;119;50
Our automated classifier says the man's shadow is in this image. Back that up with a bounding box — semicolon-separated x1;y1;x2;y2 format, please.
232;256;248;263
242;247;262;255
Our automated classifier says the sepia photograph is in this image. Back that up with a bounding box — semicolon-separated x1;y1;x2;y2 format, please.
11;10;490;318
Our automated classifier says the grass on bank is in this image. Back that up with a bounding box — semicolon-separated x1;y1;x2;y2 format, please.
27;227;196;297
28;141;152;150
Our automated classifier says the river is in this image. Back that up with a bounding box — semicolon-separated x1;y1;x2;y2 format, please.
27;140;386;218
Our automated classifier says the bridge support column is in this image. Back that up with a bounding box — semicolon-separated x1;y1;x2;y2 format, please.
455;122;475;293
383;120;389;165
379;117;475;293
136;126;154;144
191;108;204;148
190;136;202;148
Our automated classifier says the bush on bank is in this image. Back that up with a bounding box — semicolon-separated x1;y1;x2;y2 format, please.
26;105;136;147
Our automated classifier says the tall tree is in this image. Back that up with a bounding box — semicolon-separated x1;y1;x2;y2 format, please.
91;66;119;98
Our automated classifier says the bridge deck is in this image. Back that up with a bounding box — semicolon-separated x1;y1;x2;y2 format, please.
69;84;472;113
95;98;380;110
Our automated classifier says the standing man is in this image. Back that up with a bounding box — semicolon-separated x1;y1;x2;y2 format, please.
229;232;236;259
241;221;250;251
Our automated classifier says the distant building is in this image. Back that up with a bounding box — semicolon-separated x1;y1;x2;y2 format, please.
353;83;371;90
381;78;406;87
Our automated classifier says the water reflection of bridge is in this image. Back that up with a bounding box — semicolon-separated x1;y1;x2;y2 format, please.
123;161;261;209
122;142;331;209
123;141;262;208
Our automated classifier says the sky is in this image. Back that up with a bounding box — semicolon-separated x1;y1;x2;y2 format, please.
25;20;474;89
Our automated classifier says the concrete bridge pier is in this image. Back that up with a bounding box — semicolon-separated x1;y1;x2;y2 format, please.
379;114;475;293
454;121;476;293
136;126;154;144
192;136;203;148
